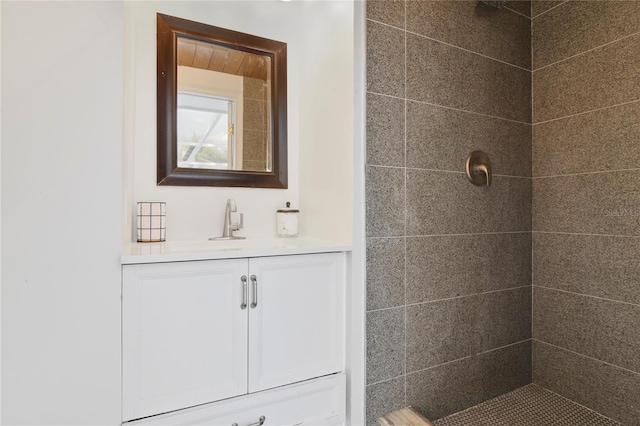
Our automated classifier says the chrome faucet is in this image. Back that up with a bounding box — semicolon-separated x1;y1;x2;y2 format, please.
209;198;245;240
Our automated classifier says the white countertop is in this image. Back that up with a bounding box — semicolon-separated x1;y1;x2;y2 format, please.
121;237;352;264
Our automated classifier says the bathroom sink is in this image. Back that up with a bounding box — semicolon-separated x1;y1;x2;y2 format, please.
165;238;288;253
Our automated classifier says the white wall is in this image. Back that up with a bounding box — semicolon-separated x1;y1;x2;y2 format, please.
297;1;354;243
123;1;353;243
1;2;123;424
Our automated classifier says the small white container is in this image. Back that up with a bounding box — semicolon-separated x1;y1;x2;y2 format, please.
276;202;299;238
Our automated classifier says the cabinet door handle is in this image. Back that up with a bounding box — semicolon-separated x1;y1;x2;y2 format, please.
240;275;248;309
232;415;266;426
250;275;258;309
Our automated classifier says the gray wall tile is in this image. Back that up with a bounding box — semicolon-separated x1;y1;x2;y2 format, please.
505;1;531;18
243;129;268;169
407;341;532;420
533;340;640;425
533;102;640;177
244;77;266;100
533;171;640;236
367;0;405;28
533;287;640;373
367;237;406;311
406;101;532;176
367;93;405;167
531;1;564;18
366;166;405;237
533;33;640;123
533;1;640;69
407;287;531;371
366;377;406;426
407;1;531;69
367;21;405;97
243;160;264;171
367;307;406;384
407;233;531;302
533;233;640;305
406;33;531;123
244;99;266;131
407;171;532;235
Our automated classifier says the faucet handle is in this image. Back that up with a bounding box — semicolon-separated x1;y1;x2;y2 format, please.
238;213;244;229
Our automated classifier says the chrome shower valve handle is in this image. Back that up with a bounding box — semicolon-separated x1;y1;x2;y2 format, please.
466;151;492;187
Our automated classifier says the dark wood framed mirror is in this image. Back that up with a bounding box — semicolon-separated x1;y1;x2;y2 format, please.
157;13;288;188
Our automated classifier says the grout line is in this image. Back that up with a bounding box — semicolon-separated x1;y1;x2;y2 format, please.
365;91;406;102
531;8;535;352
406;339;533;377
412;101;530;125
367;18;531;72
533;339;640;377
367;91;533;126
530;2;535;198
529;2;536;356
403;2;408;406
530;0;570;19
367;232;533;241
365;164;405;170
533;167;640;179
408;98;533;125
404;285;532;309
366;236;406;241
366;285;533;314
503;5;531;19
406;231;532;238
370;164;533;178
365;17;405;33
405;166;532;178
533;284;640;308
533;231;640;239
405;29;531;72
366;373;406;388
533;29;640;73
533;99;640;125
366;305;406;315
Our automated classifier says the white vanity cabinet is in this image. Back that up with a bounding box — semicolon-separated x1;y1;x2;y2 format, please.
122;252;345;424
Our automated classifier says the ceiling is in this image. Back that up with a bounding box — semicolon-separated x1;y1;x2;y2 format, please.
177;37;270;81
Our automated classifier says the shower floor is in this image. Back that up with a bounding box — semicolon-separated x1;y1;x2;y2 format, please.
433;384;621;426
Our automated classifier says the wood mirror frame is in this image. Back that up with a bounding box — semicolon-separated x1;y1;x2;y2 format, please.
157;13;288;188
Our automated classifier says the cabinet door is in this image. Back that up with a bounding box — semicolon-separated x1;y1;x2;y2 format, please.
123;259;248;421
248;253;344;393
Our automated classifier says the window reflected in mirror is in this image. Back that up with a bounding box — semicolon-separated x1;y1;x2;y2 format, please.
177;92;234;170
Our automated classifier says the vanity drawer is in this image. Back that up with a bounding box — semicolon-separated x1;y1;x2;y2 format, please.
125;373;345;426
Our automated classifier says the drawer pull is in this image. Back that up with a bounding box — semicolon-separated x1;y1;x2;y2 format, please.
240;275;248;310
232;415;266;426
250;275;258;309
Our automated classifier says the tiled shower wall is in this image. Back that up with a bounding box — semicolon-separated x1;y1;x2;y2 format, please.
531;1;640;424
243;76;269;171
365;1;532;423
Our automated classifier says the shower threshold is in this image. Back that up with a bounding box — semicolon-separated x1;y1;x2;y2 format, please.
433;384;621;426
